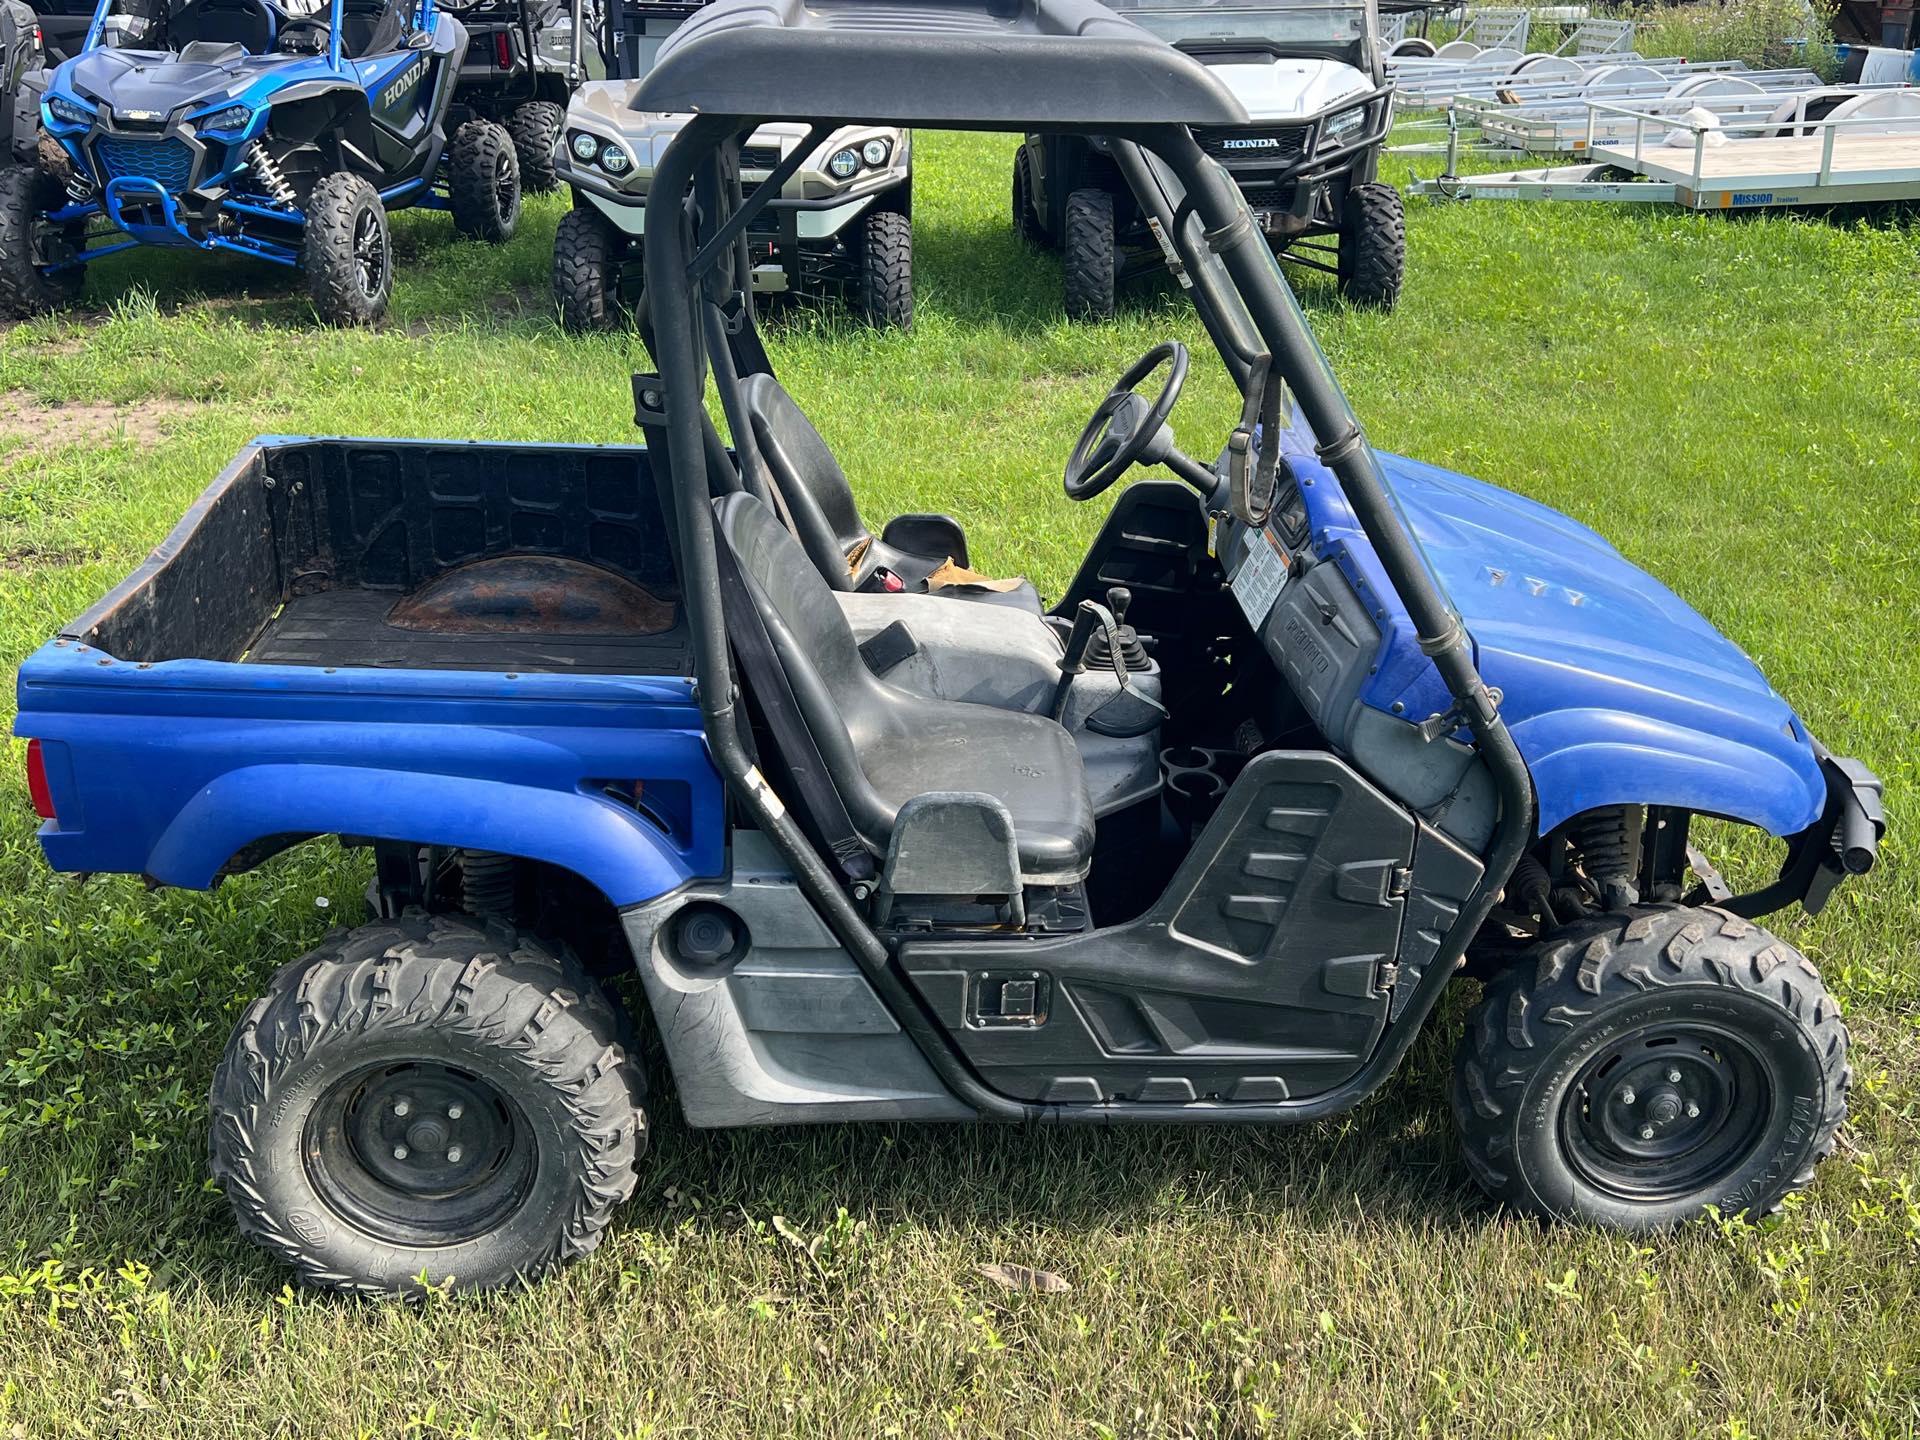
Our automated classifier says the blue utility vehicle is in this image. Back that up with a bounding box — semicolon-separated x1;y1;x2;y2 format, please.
14;0;1885;1294
0;0;521;323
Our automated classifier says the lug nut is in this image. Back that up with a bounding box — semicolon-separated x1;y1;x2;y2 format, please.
446;1146;463;1164
1685;1100;1701;1118
1638;1124;1656;1140
447;1103;464;1120
393;1145;410;1160
393;1098;411;1118
1665;1068;1682;1084
1619;1087;1636;1105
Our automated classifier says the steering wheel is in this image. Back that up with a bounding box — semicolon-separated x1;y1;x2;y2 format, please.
1063;341;1191;502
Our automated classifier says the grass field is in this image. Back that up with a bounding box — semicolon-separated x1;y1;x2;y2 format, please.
0;130;1917;1438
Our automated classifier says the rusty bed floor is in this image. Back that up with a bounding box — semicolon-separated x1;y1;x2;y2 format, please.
242;586;694;675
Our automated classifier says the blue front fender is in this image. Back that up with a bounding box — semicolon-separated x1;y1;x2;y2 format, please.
145;765;699;905
1509;710;1828;837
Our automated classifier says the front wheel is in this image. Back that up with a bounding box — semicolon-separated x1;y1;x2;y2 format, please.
552;203;628;333
208;913;647;1295
1453;904;1848;1230
449;119;522;243
0;164;85;318
1336;180;1405;310
303;172;392;326
508;100;566;195
855;207;912;331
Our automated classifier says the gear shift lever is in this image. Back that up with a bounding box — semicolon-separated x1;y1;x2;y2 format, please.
1087;584;1151;672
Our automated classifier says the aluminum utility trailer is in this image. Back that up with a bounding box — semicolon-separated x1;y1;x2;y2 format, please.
1391;52;1755;108
1387;15;1634;71
1442;71;1854;155
1411;96;1920;209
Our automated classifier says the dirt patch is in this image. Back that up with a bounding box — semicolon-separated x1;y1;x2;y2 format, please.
0;391;200;453
0;542;101;572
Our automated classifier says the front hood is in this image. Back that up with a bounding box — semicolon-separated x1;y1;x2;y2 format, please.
1197;54;1371;120
1286;426;1827;836
60;47;280;118
1376;452;1776;705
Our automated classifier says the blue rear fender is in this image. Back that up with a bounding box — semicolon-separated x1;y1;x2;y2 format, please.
18;647;725;909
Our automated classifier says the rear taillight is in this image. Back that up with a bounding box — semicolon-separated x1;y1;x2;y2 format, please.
25;739;54;820
494;31;511;67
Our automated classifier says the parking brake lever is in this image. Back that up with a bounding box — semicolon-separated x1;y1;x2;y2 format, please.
1049;597;1121;723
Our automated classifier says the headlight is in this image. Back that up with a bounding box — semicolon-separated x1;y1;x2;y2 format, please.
1319;106;1367;152
196;105;253;134
599;144;630;175
570;130;600;161
826;147;859;181
861;137;890;168
47;95;94;128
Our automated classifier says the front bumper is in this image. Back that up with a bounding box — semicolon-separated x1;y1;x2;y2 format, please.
1705;746;1886;918
561;153;898;295
1195;84;1396;236
41;117;305;267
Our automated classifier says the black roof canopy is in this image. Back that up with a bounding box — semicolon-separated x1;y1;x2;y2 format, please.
629;0;1251;129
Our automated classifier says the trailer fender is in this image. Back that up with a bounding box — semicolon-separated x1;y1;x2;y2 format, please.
145;764;700;907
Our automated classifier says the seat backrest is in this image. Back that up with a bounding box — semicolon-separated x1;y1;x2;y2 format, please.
740;373;872;593
169;0;272;53
714;490;900;836
340;0;406;57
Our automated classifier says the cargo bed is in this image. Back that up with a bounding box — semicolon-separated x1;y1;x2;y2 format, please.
18;436;721;900
66;436;691;676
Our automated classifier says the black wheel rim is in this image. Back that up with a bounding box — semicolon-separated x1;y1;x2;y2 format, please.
352;209;385;301
303;1060;536;1247
1561;1023;1772;1202
494;152;515;217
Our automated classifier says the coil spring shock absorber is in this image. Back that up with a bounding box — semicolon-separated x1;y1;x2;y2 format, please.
242;142;297;208
1573;805;1643;911
460;850;519;921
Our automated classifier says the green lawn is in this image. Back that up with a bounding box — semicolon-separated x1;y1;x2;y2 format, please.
0;131;1916;1438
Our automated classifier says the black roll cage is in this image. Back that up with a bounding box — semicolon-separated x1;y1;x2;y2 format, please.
641;110;1536;1125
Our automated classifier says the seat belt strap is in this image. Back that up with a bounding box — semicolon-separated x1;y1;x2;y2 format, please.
713;533;877;882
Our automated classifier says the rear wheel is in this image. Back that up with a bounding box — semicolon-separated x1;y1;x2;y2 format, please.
208;912;647;1295
1012;146;1043;248
303;172;391;326
1336;180;1405;310
449;119;521;243
1453;904;1848;1230
0;164;84;317
508;100;566;195
552;203;628;332
1062;186;1115;321
855;207;912;331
